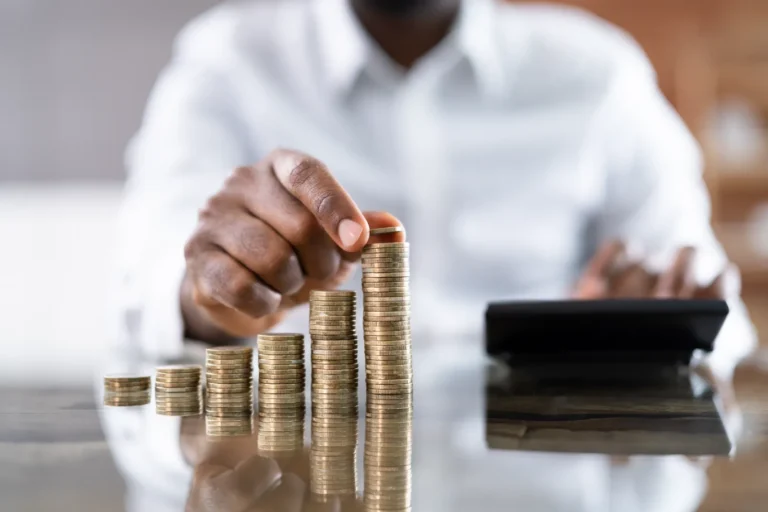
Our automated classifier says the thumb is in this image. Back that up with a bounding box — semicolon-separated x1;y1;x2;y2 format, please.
339;211;406;263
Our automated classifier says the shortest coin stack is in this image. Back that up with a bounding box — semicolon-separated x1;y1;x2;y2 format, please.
103;374;151;407
206;347;255;417
155;365;203;416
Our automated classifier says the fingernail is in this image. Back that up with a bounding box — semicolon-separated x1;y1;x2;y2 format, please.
338;219;363;249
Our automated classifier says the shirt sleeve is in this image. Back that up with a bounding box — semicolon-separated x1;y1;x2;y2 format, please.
592;59;757;380
113;28;254;358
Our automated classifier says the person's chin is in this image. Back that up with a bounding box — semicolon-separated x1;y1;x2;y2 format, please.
358;0;444;17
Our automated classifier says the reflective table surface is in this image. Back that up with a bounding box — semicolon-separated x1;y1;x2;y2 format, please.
3;343;768;512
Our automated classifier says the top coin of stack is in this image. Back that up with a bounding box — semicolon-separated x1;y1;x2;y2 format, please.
361;242;413;400
103;374;151;407
205;347;254;417
309;290;359;412
155;365;202;416
257;333;306;416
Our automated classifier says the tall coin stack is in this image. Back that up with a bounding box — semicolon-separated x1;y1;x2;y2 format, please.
205;347;254;418
257;333;306;444
154;365;203;416
103;374;151;407
361;242;413;400
309;290;359;415
364;407;413;512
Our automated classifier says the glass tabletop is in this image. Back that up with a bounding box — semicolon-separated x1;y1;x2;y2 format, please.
3;342;767;512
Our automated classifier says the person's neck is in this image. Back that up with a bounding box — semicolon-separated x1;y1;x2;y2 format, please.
351;1;460;69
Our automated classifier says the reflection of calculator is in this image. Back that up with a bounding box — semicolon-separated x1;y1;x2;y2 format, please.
485;299;729;364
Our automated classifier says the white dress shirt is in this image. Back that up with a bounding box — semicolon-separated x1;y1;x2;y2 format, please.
115;0;755;376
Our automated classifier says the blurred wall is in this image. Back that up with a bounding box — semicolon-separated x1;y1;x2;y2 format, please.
0;0;217;182
0;0;216;386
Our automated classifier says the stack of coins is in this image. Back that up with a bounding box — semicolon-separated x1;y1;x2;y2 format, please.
310;413;359;503
361;242;413;400
205;347;254;418
154;365;202;416
309;290;359;415
257;333;305;423
364;407;413;512
206;416;254;439
103;374;151;406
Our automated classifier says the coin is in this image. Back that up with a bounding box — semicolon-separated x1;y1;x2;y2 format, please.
207;346;253;356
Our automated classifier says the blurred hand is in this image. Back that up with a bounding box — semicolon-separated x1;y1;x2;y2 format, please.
181;148;404;341
185;456;306;512
573;240;734;300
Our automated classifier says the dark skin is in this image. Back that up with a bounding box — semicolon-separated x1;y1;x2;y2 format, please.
182;1;460;343
181;1;733;344
351;0;461;68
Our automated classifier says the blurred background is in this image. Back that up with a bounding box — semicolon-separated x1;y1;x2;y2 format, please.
1;0;768;385
2;2;768;508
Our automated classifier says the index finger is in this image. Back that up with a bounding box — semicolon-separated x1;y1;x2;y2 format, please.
583;240;626;281
271;149;369;252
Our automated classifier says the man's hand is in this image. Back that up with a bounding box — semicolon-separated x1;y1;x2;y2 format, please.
181;149;403;342
574;240;734;300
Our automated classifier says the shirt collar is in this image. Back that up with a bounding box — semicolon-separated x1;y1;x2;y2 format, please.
313;0;370;95
314;0;507;98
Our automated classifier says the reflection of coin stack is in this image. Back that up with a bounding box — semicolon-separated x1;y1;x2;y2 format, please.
206;415;254;439
364;409;413;512
154;365;202;416
257;404;305;457
310;290;359;415
103;375;151;406
310;414;359;502
362;243;413;399
205;347;254;418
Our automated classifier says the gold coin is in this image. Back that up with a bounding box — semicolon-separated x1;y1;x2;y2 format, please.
369;226;405;236
206;382;253;390
362;262;410;270
362;290;410;297
155;373;201;380
310;334;358;342
310;341;357;348
309;302;356;309
104;374;151;384
104;384;151;393
258;333;304;340
156;364;202;373
363;306;410;313
363;242;409;250
207;346;253;356
310;289;356;298
206;370;253;378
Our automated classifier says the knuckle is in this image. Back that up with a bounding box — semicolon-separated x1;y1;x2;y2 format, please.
183;238;200;261
287;156;324;190
236;225;268;259
225;274;256;310
289;212;320;243
198;194;227;220
313;190;336;220
252;285;281;315
261;248;291;277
